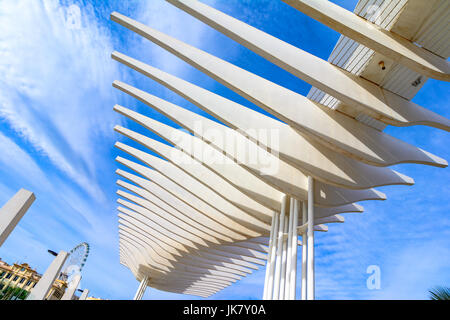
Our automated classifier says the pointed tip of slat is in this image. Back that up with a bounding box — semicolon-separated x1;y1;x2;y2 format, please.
112;103;125;112
393;170;415;186
112;80;121;88
428;115;450;132
314;224;328;232
372;189;387;200
420;148;448;168
112;80;130;93
111;50;121;60
115;155;127;163
113;104;134;117
113;124;124;132
110;11;122;21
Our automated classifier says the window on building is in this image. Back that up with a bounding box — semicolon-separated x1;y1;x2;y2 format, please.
52;290;62;299
5;273;11;279
33;283;36;287
19;278;25;284
13;275;18;281
0;271;5;278
26;280;32;286
0;284;4;290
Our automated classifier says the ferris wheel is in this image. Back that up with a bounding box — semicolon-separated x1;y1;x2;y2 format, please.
59;242;90;285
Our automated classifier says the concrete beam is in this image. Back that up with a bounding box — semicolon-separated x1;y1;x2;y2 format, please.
0;189;35;247
26;250;68;300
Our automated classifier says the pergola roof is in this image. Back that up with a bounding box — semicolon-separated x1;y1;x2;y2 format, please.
111;0;449;298
307;0;450;129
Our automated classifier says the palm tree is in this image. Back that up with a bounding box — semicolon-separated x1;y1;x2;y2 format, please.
429;286;450;300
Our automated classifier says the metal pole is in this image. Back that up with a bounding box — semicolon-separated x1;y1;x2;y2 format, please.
307;176;315;300
263;212;277;299
289;199;299;300
141;276;149;299
133;280;143;300
285;198;294;299
133;275;148;300
273;195;287;300
267;211;279;299
279;214;288;300
301;201;307;300
140;277;148;300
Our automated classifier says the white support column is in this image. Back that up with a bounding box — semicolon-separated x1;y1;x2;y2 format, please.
284;198;294;299
301;201;307;300
140;277;149;299
135;281;143;300
273;195;287;300
266;211;279;300
307;176;315;300
61;274;81;300
289;199;299;300
263;212;277;299
139;284;146;300
79;289;89;300
0;189;35;247
26;250;68;300
279;214;288;300
133;275;148;300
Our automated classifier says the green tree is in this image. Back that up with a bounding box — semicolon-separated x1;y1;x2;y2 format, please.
429;286;450;300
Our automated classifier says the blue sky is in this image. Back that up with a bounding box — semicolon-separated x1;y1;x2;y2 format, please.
0;0;448;300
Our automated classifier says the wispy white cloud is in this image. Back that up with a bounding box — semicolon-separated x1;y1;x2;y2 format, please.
0;131;51;192
133;0;217;76
0;0;122;201
0;0;129;298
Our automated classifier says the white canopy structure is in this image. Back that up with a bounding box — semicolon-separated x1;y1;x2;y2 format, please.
111;0;449;300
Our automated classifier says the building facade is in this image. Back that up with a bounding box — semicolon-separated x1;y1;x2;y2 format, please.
0;258;67;300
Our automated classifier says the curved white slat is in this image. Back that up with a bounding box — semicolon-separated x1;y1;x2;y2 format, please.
116;169;236;242
119;236;241;283
119;227;273;290
112;79;428;191
115;126;275;221
163;0;450;125
110;4;449;298
119;201;267;272
112;53;446;169
110;11;450;134
108;43;443;167
118;198;204;249
114;105;391;207
117;180;221;244
280;0;450;81
120;230;245;280
116;124;405;220
116;156;255;240
115;143;270;233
